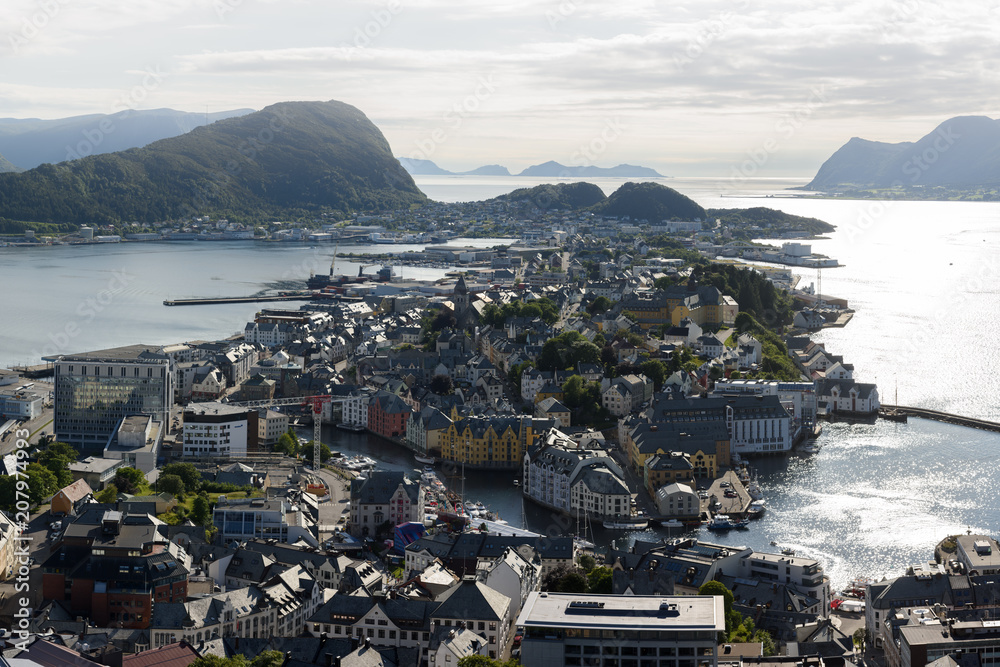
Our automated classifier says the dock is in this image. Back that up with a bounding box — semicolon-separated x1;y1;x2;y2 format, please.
163;294;316;306
880;404;1000;433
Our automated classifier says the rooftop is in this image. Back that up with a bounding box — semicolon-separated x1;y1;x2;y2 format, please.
516;592;724;631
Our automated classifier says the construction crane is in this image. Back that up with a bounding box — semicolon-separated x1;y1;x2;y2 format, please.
226;394;337;469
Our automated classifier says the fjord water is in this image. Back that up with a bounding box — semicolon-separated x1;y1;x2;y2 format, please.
2;176;999;589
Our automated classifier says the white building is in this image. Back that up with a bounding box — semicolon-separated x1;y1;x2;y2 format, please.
523;431;631;521
516;593;725;667
0;389;44;420
181;402;252;458
737;551;832;614
257;408;289;446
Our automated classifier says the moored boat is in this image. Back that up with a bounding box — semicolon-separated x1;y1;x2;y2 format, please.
602;517;650;530
414;453;436;465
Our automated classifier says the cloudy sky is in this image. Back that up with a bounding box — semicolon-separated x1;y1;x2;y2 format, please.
2;0;999;175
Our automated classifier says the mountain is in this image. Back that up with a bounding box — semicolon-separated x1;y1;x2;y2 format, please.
0;152;18;173
0;100;427;224
516;161;663;177
461;164;510;176
805;116;1000;190
397;157;453;175
593;181;706;221
396;157;511;176
0;108;254;170
493;182;608;210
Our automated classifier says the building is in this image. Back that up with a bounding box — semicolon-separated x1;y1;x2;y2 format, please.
0;510;18;581
737;551;831;613
50;478;94;516
349;471;425;538
631;394;792;458
368;391;413;439
955;535;1000;575
516;592;725;667
643;452;695;498
624;421;731;479
654;482;700;519
104;413;162;473
534;397;571;428
0;388;44;419
308;577;513;663
522;432;630;521
619;284;739;330
181;402;258;458
440;414;541;470
54;345;173;452
406;406;453;456
257;408;289;447
67;456;124;491
212;497;315;545
41;509;190;629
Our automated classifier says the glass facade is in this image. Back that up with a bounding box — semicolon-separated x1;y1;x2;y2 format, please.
55;358;171;450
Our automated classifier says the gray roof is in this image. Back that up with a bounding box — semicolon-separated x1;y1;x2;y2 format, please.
351;471;420;505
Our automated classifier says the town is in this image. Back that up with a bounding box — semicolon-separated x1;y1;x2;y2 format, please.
2;206;980;667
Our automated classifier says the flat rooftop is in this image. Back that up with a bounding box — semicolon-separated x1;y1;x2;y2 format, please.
56;344;168;362
516;593;723;632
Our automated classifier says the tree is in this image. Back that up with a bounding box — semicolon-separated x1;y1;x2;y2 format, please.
587;295;612;315
577;553;597;571
191;495;212;526
190;652;285;667
542;565;590;593
320;442;333;462
639;359;667;391
161;462;202;492
430;374;454;395
587;566;613;594
25;463;59;505
38;441;78;488
458;657;521;667
274;430;299;457
96;484;118;504
157;474;185;499
113;467;146;495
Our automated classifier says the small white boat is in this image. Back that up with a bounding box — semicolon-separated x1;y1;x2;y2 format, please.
414;454;436;465
800;442;821;454
512;479;520;487
660;519;684;529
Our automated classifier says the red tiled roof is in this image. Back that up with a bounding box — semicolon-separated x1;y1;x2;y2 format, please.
122;642;200;667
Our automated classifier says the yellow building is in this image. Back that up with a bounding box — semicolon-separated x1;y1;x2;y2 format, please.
440;412;541;469
622;421;731;480
619;285;739;330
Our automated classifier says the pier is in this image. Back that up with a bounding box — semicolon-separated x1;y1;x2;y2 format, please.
163;294;315;306
880;404;1000;433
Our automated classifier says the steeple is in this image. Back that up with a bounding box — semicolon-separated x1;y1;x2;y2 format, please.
453;274;470;311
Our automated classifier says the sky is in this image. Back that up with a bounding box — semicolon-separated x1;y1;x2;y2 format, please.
2;0;999;176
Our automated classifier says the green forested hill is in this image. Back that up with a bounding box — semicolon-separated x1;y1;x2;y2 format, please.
0;100;427;224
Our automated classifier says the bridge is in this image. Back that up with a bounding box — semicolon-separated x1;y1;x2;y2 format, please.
880;404;1000;433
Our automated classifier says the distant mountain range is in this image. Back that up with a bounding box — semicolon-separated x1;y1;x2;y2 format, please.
0;108;255;170
0;100;425;224
805;116;1000;191
398;157;663;178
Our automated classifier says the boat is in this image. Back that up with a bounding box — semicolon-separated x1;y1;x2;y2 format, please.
747;500;766;518
660;519;684;529
336;422;366;433
879;408;908;423
800;441;821;454
602;516;650;530
414;453;436;465
781;547;796;556
707;515;750;531
707;515;736;531
512;479;520;487
746;473;763;500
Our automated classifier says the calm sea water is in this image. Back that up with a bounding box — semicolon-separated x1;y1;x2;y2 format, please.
3;177;999;589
